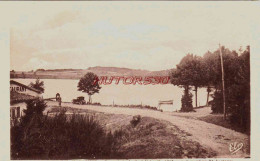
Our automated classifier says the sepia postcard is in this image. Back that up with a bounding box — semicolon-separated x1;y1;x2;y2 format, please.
0;2;260;161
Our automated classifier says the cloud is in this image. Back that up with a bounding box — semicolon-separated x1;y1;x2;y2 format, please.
46;11;79;29
10;3;254;71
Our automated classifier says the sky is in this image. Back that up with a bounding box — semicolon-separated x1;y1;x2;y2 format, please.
7;2;257;71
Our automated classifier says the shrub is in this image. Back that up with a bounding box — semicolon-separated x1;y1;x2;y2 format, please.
181;86;193;112
48;106;68;113
130;115;141;127
211;90;223;113
11;112;122;159
21;99;47;126
11;100;122;159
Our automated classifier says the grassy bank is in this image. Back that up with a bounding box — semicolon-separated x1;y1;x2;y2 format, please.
11;105;216;159
111;117;216;159
198;114;250;135
169;106;249;135
50;106;216;159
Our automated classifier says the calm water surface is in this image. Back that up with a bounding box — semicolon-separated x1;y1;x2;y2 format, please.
13;79;210;112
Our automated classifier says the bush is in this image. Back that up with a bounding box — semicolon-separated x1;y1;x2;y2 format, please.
21;99;47;126
211;90;223;113
11;100;122;159
11;112;122;159
181;86;193;112
130;115;141;127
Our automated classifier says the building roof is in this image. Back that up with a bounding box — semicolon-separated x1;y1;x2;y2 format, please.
10;91;37;104
10;80;42;94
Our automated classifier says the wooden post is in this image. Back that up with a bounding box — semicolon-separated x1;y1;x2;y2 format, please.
219;44;226;120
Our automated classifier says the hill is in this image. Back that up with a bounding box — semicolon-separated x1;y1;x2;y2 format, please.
10;66;173;79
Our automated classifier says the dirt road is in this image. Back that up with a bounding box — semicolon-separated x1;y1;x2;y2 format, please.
47;102;250;158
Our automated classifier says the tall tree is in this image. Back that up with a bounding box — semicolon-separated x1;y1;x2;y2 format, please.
202;51;222;106
171;66;193;112
227;47;250;132
171;54;205;108
172;46;250;132
29;78;45;93
77;72;101;104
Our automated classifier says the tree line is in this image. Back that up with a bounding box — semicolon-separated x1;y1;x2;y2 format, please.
170;46;250;133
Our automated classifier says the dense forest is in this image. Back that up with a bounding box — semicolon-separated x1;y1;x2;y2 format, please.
170;46;250;133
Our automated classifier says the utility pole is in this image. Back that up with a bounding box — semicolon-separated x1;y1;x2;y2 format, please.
219;44;226;120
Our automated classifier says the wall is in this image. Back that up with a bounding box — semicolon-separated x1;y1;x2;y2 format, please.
10;102;27;119
10;83;40;97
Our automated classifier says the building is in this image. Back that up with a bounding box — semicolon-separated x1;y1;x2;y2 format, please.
10;80;43;122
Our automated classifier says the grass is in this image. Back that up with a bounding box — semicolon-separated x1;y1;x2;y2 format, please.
111;104;158;111
47;106;82;113
198;114;249;134
11;112;122;159
12;105;217;159
112;117;216;159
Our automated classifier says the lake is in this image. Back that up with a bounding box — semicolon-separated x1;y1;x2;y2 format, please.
12;79;210;112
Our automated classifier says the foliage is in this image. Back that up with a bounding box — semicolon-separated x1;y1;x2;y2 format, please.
11;99;216;159
78;72;101;103
210;90;223;113
171;54;205;87
11;99;47;159
11;104;122;159
21;99;47;126
181;86;193;112
227;48;250;132
29;78;45;93
170;45;250;132
171;54;204;110
201;51;222;87
130;115;141;127
203;46;250;133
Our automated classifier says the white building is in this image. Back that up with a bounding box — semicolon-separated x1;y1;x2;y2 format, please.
10;80;43;121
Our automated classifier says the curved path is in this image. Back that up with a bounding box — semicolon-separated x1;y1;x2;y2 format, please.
48;102;250;158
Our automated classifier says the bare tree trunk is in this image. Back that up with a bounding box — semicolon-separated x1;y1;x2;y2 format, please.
195;86;198;108
206;92;209;106
206;86;210;106
88;95;92;104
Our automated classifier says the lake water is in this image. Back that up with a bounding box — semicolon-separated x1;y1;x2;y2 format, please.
13;79;210;112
